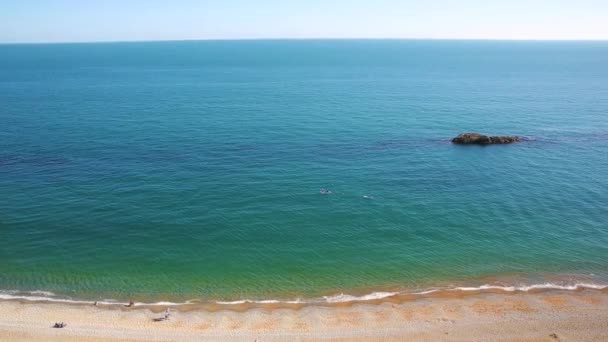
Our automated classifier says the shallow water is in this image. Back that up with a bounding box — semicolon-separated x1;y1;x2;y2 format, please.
1;40;607;302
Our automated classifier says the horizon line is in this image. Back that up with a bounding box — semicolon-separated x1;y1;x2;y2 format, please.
2;37;608;45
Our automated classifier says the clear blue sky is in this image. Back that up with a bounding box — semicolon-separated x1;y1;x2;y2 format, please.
1;0;607;43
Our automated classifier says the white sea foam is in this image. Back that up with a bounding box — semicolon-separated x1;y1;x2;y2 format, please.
216;299;302;305
322;292;399;303
0;292;95;305
27;290;57;296
1;282;605;306
139;301;191;306
0;291;193;307
413;283;608;295
217;292;398;305
216;300;247;305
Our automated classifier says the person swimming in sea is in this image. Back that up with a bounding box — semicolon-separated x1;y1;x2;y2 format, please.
320;188;332;195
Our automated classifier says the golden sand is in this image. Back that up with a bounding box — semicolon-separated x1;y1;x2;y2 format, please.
1;289;607;341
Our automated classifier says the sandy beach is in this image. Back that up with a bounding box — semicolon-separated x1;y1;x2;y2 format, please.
1;289;607;342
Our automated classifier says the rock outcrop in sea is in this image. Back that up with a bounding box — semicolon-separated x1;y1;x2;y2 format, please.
451;133;521;145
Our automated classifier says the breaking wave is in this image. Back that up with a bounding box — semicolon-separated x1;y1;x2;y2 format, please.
1;282;605;307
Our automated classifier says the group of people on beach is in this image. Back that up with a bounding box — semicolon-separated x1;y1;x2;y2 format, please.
53;302;170;329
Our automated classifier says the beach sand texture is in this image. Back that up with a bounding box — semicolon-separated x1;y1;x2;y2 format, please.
1;289;607;341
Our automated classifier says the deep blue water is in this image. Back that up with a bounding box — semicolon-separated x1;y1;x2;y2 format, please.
1;40;607;302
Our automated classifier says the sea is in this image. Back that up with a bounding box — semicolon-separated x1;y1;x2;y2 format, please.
1;40;607;305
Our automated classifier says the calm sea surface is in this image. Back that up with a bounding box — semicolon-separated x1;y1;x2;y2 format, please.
1;40;607;302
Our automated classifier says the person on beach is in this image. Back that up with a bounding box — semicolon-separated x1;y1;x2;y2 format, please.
153;308;171;322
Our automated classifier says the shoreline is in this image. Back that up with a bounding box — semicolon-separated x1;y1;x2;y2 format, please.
1;288;607;341
1;280;606;310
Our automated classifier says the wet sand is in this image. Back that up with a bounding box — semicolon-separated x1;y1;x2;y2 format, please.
1;289;607;341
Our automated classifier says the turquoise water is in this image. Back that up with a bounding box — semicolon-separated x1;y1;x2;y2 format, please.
1;40;607;302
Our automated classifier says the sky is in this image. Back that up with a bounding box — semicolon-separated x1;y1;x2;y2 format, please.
1;0;607;43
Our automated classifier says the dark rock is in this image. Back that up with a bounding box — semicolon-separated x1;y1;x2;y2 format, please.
452;133;522;145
